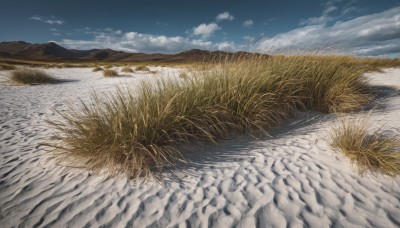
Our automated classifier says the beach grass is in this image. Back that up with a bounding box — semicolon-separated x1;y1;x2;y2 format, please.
102;69;119;77
121;66;134;73
10;68;55;85
50;54;399;180
330;117;400;177
135;65;150;71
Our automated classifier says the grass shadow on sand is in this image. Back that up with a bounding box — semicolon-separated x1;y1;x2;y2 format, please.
364;85;400;113
159;111;333;184
48;79;81;84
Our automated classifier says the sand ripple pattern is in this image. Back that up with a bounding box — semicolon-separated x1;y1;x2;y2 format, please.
1;67;400;227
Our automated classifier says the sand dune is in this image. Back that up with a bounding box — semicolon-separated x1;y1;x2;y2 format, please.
0;67;399;227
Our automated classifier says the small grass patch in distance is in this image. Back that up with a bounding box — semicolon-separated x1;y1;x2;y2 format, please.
330;116;400;177
121;66;134;73
102;69;119;77
10;68;55;85
135;65;150;71
50;54;399;180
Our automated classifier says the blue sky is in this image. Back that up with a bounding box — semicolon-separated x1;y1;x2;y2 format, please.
1;0;400;56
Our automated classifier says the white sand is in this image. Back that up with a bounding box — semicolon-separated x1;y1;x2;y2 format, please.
0;67;399;227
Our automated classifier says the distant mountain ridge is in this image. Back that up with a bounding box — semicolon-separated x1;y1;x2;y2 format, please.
0;41;264;62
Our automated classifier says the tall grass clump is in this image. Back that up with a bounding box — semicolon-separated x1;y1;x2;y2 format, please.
10;68;55;85
50;55;375;180
135;65;150;71
0;63;17;71
102;69;119;77
92;66;103;72
121;66;134;73
330;117;400;177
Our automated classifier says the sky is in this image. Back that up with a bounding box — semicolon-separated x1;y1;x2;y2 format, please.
1;0;400;56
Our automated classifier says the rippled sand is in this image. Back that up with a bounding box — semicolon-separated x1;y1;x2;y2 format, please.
1;67;399;227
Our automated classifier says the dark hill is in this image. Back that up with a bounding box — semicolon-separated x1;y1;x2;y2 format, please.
15;42;82;60
0;41;266;62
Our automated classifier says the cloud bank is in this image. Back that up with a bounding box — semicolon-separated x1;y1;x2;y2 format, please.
56;6;400;56
58;29;241;53
255;6;400;56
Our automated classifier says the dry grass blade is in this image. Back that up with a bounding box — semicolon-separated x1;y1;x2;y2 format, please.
330;116;400;177
10;68;55;85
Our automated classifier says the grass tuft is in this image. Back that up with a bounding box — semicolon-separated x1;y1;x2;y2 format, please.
330;117;400;177
121;66;134;73
102;69;119;77
135;65;150;71
10;68;55;85
92;66;103;72
50;55;380;180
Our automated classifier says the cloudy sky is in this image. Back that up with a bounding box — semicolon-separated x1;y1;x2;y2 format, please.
1;0;400;56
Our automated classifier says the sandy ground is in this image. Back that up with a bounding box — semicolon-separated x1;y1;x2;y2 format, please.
0;66;399;227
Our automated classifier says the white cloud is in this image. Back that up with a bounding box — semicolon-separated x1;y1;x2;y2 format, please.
30;15;64;25
216;12;234;21
216;41;237;51
243;20;254;28
300;0;359;26
192;23;221;38
255;6;400;56
341;6;358;15
300;15;332;26
340;0;362;15
57;29;242;53
156;22;168;26
243;36;255;43
263;17;276;26
323;5;338;15
75;27;122;36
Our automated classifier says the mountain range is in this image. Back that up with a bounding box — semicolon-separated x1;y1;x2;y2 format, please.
0;41;261;62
